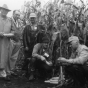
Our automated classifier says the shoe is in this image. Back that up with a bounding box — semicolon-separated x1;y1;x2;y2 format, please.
11;72;18;76
45;79;51;83
45;77;59;83
50;77;59;80
4;76;11;81
0;76;11;81
45;78;59;84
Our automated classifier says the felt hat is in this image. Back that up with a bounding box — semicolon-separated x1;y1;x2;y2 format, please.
42;36;50;43
0;4;11;11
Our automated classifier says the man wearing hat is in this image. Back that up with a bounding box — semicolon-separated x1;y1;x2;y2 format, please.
0;4;15;81
29;34;52;81
57;36;88;87
22;12;46;77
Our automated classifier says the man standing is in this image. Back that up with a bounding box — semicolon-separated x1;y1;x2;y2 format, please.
9;10;22;72
0;4;14;81
22;12;45;77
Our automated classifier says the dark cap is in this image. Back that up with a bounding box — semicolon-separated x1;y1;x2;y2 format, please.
42;36;50;43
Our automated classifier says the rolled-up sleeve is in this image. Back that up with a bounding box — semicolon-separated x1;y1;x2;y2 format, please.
32;43;41;58
68;49;88;64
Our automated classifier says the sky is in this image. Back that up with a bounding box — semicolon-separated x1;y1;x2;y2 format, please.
0;0;50;17
0;0;87;17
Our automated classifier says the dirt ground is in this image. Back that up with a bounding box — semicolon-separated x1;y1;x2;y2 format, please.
0;59;87;88
0;69;87;88
0;78;53;88
0;58;57;88
0;70;56;88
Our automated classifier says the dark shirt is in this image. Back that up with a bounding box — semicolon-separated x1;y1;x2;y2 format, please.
23;24;45;50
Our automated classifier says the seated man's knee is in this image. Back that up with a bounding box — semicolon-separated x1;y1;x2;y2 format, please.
31;57;36;63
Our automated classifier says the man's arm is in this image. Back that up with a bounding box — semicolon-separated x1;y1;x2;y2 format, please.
67;49;88;64
3;18;15;37
32;43;42;59
9;18;15;35
23;26;28;49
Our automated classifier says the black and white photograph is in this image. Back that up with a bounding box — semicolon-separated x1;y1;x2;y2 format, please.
0;0;88;88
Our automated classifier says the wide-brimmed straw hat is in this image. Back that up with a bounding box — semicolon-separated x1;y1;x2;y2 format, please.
0;4;11;11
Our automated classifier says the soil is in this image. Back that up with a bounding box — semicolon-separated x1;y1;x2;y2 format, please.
0;70;56;88
0;69;88;88
0;58;87;88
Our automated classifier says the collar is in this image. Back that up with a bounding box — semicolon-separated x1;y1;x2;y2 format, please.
12;17;20;28
30;23;37;26
12;17;17;23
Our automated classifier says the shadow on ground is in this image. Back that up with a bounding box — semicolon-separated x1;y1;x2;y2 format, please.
0;69;87;88
0;70;56;88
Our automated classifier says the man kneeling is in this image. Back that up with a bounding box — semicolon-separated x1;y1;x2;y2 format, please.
28;36;53;81
58;36;88;87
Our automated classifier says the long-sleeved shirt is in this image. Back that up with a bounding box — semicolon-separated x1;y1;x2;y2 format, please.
11;17;23;42
68;44;88;65
32;43;52;62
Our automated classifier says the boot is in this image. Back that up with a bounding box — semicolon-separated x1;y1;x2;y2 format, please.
28;70;35;81
29;74;34;81
28;66;35;81
28;58;36;81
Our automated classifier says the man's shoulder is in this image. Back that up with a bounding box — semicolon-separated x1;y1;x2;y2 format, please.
8;17;16;25
34;43;41;47
80;45;88;51
24;25;31;29
5;17;12;23
34;43;41;49
7;17;12;21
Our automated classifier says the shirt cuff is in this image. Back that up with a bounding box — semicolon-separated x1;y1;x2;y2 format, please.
68;59;74;64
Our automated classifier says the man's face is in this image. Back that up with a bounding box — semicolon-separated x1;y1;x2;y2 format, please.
43;42;49;48
70;41;78;49
1;9;8;16
30;17;36;24
13;11;20;20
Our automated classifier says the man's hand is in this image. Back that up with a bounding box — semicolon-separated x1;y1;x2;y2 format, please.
40;56;46;61
57;57;67;63
25;47;29;51
0;32;4;37
46;61;52;66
